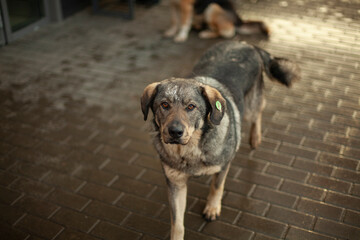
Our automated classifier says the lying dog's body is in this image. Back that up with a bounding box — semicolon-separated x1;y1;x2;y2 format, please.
165;0;269;42
141;41;300;240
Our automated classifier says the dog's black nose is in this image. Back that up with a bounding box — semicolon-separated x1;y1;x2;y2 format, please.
168;122;184;138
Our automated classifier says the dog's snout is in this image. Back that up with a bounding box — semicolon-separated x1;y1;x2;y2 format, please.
168;122;184;139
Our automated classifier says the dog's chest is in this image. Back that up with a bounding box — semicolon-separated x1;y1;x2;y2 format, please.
159;141;221;174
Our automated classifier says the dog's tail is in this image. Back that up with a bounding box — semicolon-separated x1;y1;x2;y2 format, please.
236;20;270;37
255;46;301;87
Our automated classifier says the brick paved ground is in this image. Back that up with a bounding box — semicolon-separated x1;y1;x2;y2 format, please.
0;0;359;239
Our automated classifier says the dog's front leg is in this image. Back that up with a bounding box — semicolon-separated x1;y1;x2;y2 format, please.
164;0;180;38
163;164;188;240
174;0;194;42
203;163;230;221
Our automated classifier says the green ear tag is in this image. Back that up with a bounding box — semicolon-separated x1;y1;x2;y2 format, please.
215;101;222;111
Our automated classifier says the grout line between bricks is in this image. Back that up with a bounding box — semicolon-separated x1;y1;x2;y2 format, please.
11;192;25;206
121;139;131;149
339;208;346;222
74;181;87;193
188;198;198;211
48;206;61;219
198;221;207;232
146;186;158;199
128;153;139;164
154;204;165;218
94;144;104;154
87;219;101;234
115;125;125;135
39;170;52;181
12;213;27;227
136;169;147;180
98;158;111;170
276;178;285;190
51;227;64;240
87;130;99;142
71;165;83;177
80;199;92;212
107;175;119;187
232;211;242;225
311;217;318;231
292;196;300;209
262;203;271;217
281;225;291;239
113;192;125;205
120;212;132;226
247;184;256;197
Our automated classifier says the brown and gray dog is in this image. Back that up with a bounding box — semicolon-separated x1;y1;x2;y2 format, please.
141;41;300;240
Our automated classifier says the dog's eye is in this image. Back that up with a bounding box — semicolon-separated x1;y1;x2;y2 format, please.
187;104;196;111
161;102;169;109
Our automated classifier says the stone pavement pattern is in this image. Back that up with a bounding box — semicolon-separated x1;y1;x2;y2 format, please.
0;0;360;239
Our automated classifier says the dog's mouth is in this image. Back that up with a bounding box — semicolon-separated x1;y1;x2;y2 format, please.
163;137;189;145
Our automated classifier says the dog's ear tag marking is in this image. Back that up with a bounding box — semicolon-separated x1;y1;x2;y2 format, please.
216;101;222;111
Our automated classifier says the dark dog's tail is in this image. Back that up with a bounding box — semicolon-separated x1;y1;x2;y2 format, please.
236;20;270;37
255;47;301;87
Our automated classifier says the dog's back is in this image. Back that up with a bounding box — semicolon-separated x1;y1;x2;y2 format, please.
193;41;300;115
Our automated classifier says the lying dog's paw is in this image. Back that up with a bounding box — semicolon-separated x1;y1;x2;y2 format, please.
202;204;221;222
199;30;219;39
174;34;187;43
164;27;177;38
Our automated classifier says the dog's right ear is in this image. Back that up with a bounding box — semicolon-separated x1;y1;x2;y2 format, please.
141;82;160;121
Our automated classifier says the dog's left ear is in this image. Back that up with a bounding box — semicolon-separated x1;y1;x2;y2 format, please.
141;82;160;121
202;85;226;125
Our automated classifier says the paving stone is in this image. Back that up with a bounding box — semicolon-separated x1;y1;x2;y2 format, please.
91;221;141;240
252;186;297;208
237;213;287;238
123;213;169;239
266;205;315;229
51;208;97;233
16;214;63;239
285;226;336;240
314;218;360;239
203;221;254;240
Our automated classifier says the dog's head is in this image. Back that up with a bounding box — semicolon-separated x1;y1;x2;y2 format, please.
141;78;226;145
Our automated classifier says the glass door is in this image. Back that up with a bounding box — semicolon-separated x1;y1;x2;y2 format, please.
0;0;49;44
7;0;45;32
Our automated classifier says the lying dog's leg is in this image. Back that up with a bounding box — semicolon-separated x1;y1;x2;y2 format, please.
200;3;235;39
174;0;194;42
165;1;180;38
163;164;188;240
249;98;266;149
199;30;220;39
203;163;230;221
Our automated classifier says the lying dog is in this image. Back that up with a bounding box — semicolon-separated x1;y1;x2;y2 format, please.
141;41;300;240
164;0;269;42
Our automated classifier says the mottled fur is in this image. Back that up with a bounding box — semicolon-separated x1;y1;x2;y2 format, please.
141;41;300;240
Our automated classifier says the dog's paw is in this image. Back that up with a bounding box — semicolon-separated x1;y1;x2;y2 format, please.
174;34;187;43
203;204;221;222
164;27;177;38
249;133;261;149
199;30;219;39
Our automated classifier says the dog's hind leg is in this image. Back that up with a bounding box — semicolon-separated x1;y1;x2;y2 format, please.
203;163;230;221
163;164;188;240
244;77;266;149
249;97;266;149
